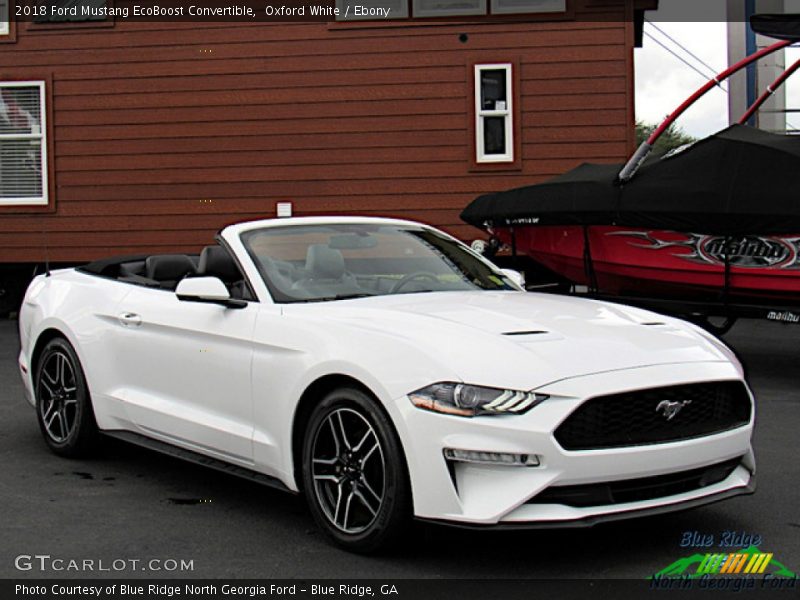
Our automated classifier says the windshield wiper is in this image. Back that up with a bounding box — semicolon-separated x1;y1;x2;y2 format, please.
393;289;438;295
293;293;377;303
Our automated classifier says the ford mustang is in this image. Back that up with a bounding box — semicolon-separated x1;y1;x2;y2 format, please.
17;217;755;551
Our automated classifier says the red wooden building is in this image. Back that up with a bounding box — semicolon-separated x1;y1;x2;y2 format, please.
0;0;655;310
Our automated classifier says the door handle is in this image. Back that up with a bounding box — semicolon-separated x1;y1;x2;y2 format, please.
118;312;142;327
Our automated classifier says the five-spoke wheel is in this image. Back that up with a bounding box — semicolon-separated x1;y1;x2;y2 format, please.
38;350;78;443
311;408;385;534
302;387;410;552
35;337;100;457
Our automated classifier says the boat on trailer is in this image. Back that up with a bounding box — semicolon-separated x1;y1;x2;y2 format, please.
461;14;800;333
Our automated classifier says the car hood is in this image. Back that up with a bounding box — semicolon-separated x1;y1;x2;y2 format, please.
285;291;732;391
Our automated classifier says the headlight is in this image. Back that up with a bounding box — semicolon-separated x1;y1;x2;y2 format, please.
408;382;548;417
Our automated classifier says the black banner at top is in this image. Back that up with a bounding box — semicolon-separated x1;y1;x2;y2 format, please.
7;0;799;23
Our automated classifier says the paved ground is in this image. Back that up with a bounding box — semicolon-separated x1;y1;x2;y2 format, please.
0;318;798;579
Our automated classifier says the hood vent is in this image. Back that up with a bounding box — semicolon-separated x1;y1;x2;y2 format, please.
502;330;548;336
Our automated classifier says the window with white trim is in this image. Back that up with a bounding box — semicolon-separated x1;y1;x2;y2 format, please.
491;0;565;14
413;0;485;18
0;82;48;205
475;64;513;163
0;0;9;36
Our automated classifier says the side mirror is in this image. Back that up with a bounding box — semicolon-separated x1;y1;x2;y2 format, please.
500;268;525;289
175;277;246;309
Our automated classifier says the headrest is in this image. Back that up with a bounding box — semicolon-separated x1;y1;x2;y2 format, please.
145;254;197;282
119;261;145;277
198;245;240;282
306;244;345;279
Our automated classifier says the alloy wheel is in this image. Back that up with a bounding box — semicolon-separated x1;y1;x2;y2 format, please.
37;351;78;443
310;408;386;534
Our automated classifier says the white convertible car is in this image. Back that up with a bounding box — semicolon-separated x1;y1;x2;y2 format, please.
18;217;755;551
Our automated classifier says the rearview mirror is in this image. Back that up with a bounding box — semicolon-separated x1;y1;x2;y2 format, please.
329;233;378;250
175;277;246;308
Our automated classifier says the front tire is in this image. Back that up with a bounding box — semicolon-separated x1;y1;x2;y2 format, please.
301;387;411;552
34;337;100;457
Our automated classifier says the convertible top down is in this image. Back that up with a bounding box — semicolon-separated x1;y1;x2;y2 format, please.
18;217;755;551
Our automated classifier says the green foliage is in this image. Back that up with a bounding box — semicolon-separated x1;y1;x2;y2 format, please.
636;120;696;152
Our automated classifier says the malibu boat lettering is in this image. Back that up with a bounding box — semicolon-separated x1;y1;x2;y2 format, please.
701;236;795;268
767;310;800;323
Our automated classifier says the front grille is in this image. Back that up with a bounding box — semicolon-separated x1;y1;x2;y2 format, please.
554;381;751;451
527;457;742;507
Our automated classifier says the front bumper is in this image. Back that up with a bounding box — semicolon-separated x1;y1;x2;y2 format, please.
19;350;34;407
421;474;756;529
394;361;755;526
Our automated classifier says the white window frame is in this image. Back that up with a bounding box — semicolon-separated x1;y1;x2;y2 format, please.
490;0;566;14
474;64;514;163
0;81;49;206
413;0;486;18
0;0;9;36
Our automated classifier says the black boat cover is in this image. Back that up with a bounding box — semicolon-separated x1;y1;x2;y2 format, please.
462;162;621;228
750;14;800;42
461;125;800;236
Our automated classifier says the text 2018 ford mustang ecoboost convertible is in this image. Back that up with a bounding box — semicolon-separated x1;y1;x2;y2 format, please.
18;217;755;551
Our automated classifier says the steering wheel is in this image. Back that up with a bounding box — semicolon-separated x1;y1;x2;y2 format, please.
390;271;440;294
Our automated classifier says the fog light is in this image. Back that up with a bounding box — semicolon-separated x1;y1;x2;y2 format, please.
443;448;540;467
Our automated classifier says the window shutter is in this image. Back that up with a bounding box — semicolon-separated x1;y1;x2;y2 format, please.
0;139;44;200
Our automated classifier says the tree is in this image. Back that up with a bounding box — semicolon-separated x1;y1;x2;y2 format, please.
635;120;696;152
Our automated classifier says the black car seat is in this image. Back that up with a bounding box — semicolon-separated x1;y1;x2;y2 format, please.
118;260;158;286
119;261;146;277
145;255;197;290
197;245;250;300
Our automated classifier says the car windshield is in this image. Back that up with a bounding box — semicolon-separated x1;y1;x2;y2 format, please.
240;223;518;303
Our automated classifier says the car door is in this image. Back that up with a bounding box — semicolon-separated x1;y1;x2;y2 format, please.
110;285;257;466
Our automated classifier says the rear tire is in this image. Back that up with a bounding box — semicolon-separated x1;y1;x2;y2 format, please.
34;337;100;457
301;387;411;553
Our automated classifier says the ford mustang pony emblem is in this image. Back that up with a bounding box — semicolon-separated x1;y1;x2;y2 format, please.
656;399;693;421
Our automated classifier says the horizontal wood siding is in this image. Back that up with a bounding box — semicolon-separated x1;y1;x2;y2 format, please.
0;0;634;262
